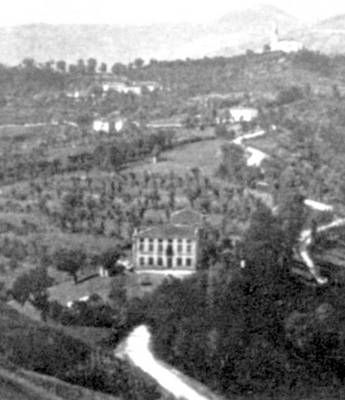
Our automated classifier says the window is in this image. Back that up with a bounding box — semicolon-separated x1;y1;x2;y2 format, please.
158;239;163;253
177;257;183;267
177;239;183;254
139;257;145;266
186;258;192;267
139;238;145;252
148;257;154;266
157;257;163;267
166;239;173;256
186;240;192;254
148;239;154;252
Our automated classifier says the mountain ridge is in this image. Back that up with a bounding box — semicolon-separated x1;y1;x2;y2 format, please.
0;5;344;66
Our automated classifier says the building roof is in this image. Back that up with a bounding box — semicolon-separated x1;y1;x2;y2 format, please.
135;224;198;239
170;208;204;227
48;276;115;306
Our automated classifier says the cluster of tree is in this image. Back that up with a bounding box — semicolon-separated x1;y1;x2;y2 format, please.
260;97;345;208
140;202;345;397
216;142;262;186
33;167;256;243
0;128;174;186
0;300;164;400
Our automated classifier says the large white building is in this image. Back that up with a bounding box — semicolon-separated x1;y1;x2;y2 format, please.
132;209;203;271
270;24;303;53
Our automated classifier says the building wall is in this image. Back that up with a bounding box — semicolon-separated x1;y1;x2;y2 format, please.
271;41;303;53
93;119;124;133
229;108;258;122
93;120;110;133
134;237;198;270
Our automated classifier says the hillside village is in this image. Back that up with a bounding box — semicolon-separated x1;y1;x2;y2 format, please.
3;19;345;399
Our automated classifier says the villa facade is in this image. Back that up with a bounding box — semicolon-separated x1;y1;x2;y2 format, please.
132;209;203;271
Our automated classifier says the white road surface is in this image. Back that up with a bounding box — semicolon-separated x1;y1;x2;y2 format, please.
235;128;343;285
298;218;345;285
117;129;344;398
232;130;268;167
118;325;216;400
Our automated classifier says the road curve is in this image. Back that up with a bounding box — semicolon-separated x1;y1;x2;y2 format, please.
116;325;220;400
234;129;344;285
297;218;345;285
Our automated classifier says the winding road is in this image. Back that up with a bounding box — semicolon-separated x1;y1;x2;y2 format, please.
297;218;345;285
116;326;221;400
115;129;345;398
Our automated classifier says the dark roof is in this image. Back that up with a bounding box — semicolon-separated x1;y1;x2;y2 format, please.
135;224;198;239
48;276;115;306
170;208;204;227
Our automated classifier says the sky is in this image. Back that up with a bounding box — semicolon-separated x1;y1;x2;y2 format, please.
2;0;345;26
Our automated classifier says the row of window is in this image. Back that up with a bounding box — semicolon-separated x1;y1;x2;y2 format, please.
138;238;193;253
139;256;193;268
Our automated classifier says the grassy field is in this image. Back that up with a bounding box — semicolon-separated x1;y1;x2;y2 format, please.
0;366;119;400
128;138;226;176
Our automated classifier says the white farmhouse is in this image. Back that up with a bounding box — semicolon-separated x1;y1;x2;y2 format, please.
229;107;258;123
93;116;125;134
103;82;142;95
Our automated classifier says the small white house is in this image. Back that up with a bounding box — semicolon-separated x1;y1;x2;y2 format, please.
102;82;142;95
135;81;162;92
93;117;125;134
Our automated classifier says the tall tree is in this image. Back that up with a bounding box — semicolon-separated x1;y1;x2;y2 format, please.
11;267;53;320
54;248;86;284
76;59;86;74
56;60;67;74
87;58;97;74
99;62;107;73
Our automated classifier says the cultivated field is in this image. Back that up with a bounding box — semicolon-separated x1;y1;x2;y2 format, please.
128;138;226;176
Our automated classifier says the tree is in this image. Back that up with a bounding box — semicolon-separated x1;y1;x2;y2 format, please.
76;59;86;74
22;58;36;69
216;143;247;183
133;58;144;69
277;190;306;249
277;86;304;105
243;202;284;269
69;64;77;74
108;145;125;169
87;58;97;74
54;248;86;284
99;62;107;73
56;60;67;74
100;249;123;276
111;63;127;75
263;43;271;52
11;267;53;320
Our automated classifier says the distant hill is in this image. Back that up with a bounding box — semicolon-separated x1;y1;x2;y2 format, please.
0;5;303;65
291;14;345;55
314;14;345;30
2;4;345;66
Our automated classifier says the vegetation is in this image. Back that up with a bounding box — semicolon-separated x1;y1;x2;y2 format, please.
2;48;345;399
142;204;345;398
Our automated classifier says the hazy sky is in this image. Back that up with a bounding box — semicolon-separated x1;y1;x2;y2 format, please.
3;0;345;25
